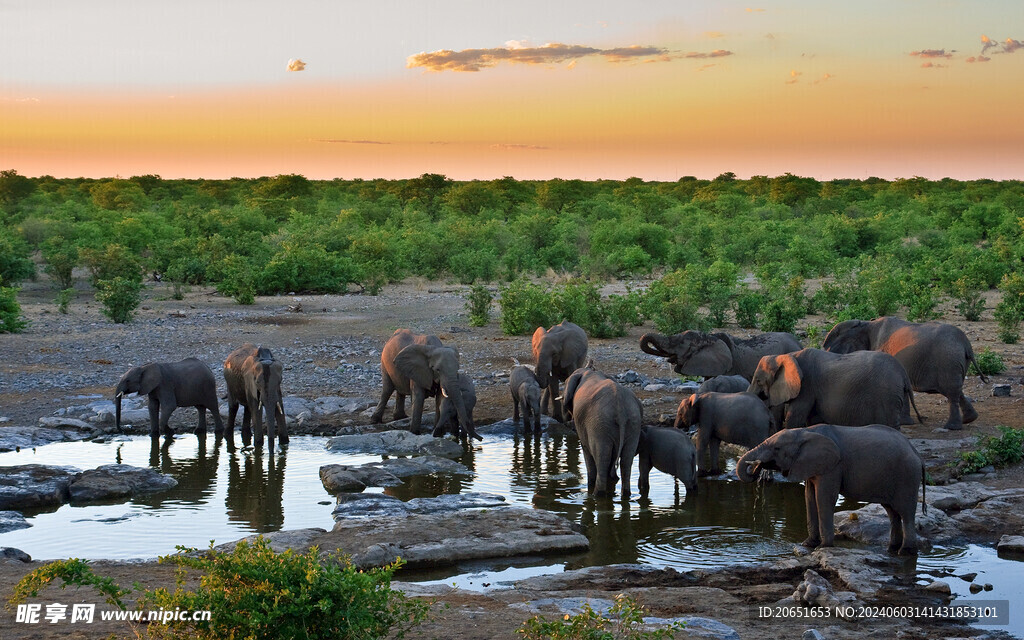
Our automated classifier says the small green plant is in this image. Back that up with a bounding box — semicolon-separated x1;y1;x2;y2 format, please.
994;273;1024;344
995;303;1020;344
0;286;28;333
80;243;144;287
499;279;556;335
95;277;143;323
56;287;73;314
466;284;493;327
956;427;1024;475
41;235;79;291
951;276;986;322
216;254;257;305
805;325;825;349
969;348;1005;377
733;288;763;329
516;593;683;640
10;538;430;640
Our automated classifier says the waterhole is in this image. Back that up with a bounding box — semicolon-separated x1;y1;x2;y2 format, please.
0;433;1019;634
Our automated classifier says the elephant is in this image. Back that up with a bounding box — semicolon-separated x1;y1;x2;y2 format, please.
640;330;802;380
822;317;988;430
370;329;480;440
114;358;224;439
510;365;542;432
637;426;698;498
747;348;921;430
697;374;750;394
736;424;927;555
562;366;642;499
223;344;288;452
674;391;775;476
533;320;588;420
435;373;476;439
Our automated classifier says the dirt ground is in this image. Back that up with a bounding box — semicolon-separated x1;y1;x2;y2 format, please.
1;275;1022;639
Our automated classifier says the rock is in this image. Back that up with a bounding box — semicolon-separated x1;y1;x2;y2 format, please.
514;564;696;592
113;408;152;426
0;464;79;510
282;396;309;416
992;384;1012;397
216;528;327;554
331;491;506;521
0;547;31;563
332;493;408;518
997;534;1024;556
319;466;368;493
0;511;30;534
643;383;667;392
68;465;178;503
923;580;951;595
970;583;984;593
325;430;464;458
810;548;900;598
0;426;82;452
37;417;94;430
953;492;1024;539
984;583;993;591
475;416;562;435
511;596;615;616
957;572;978;582
296;411;313;426
834;503;959;546
660;617;739;640
403;492;507;515
792;569;858;620
802;631;826;640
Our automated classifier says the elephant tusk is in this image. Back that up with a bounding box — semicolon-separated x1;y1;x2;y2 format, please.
115;392;123;399
554;395;563;402
441;387;449;398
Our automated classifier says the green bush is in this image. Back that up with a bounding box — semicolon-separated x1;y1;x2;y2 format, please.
80;243;144;286
951;276;986;322
448;247;498;284
260;243;358;295
517;593;683;640
0;287;27;333
969;348;1005;377
56;287;73;314
0;230;35;287
733;288;763;329
956;427;1024;475
552;280;627;339
41;235;78;290
642;272;710;334
758;273;807;333
995;273;1024;344
499;279;556;335
95;277;143;323
9;537;429;640
606;288;646;329
466;285;493;327
216;255;257;305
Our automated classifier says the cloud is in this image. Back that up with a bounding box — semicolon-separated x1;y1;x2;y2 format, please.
1004;38;1024;53
813;72;833;84
981;34;998;55
909;49;953;59
680;49;733;59
919;61;947;68
490;143;550;150
287;58;306;72
966;55;991;63
406;42;672;71
746;7;766;12
704;31;725;39
315;139;390;145
697;63;717;72
785;70;802;84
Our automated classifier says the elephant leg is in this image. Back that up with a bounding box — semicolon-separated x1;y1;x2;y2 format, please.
959;392;978;425
708;437;722;476
370;375;395;423
619;451;633;501
195;407;207;436
540;387;551;416
815;478;840;547
241;406;252;447
549;381;563;421
209;401;224;436
148;398;161;438
409;387;425;435
899;404;914;426
944;392;964;430
694;429;711;477
512;391;520;423
159;402;176;440
802;482;822;548
394;392;408;420
882;504;904;553
581;447;597;494
638;452;652;498
897;503;919;556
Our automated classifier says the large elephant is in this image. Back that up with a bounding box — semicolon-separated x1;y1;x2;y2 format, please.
736;424;927;555
533;321;588;420
640;330;802;379
675;391;775;476
562;366;641;499
697;374;750;394
114;358;224;439
747;348;920;430
223;344;288;452
435;373;476;439
822;317;988;430
510;365;542;432
637;426;698;498
370;329;480;440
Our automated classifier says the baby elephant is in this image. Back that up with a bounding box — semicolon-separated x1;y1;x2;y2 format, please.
697;375;749;394
676;391;775;476
510;365;542;432
435;373;477;439
637;426;698;498
114;358;224;440
737;424;927;555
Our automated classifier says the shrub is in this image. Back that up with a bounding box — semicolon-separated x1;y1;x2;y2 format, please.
0;287;27;333
448;247;498;284
9;537;429;640
552;280;627;339
642;272;710;334
56;287;73;314
80;243;144;286
758;273;807;333
466;285;493;327
733;288;763;329
260;244;358;295
41;235;78;290
994;273;1024;344
970;348;1005;377
516;593;683;640
0;230;35;287
956;427;1024;475
606;288;646;329
95;277;143;323
951;276;986;322
499;279;556;335
216;255;257;305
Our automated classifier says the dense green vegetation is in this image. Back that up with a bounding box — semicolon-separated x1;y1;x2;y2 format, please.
957;426;1024;475
2;170;1023;334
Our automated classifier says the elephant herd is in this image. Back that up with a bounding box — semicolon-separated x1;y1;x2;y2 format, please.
112;315;989;556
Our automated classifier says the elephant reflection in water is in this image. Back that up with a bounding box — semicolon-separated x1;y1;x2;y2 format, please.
138;435;221;508
226;450;286;531
383;449;476;501
570;504;639;568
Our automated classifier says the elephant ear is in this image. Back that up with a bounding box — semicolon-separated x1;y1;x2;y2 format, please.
787;432;841;481
394;344;437;391
769;354;802;406
531;326;547;358
561;370;584;415
684;394;702;426
677;335;733;376
822;320;869;354
139;363;162;396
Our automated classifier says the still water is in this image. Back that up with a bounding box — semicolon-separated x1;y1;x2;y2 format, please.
0;432;1020;634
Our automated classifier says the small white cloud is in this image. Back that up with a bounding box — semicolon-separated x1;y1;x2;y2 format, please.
287;58;307;72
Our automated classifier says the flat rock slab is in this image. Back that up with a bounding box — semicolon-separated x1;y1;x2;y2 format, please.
332;491;508;520
320;456;471;493
325;430;463;458
0;426;89;452
68;465;178;504
0;511;30;534
0;464;79;510
474;416;566;436
834;503;959;547
997;535;1024;556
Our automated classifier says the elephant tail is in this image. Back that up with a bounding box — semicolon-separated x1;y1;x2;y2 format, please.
921;463;928;516
905;381;924;425
966;347;990;384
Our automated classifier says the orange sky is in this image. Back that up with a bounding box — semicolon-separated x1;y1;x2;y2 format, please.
2;2;1023;180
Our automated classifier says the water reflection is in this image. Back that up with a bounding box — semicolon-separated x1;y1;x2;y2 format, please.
225;449;286;530
135;437;222;508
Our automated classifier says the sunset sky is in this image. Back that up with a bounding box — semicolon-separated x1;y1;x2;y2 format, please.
1;1;1022;181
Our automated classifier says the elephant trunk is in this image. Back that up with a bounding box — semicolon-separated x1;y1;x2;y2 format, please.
736;447;766;483
115;392;123;431
639;333;672;358
445;383;480;441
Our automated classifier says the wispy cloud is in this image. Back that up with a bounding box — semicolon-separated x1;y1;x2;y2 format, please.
745;7;766;13
785;70;802;84
909;49;953;59
315;139;390;145
407;42;675;72
490;143;550;150
981;35;998;55
704;31;725;39
1002;38;1024;54
966;55;991;63
287;58;306;72
680;49;733;59
919;61;947;68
